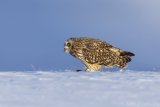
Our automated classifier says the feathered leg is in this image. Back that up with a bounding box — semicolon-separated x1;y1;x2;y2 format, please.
84;62;101;72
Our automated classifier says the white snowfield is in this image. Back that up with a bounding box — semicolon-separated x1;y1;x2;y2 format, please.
0;70;160;107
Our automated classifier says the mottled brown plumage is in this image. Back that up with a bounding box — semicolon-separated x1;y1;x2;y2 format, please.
64;37;135;72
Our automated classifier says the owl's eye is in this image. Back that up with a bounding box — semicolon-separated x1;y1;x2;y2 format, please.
66;42;71;47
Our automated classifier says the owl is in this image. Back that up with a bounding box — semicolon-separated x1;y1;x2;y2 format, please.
64;37;135;72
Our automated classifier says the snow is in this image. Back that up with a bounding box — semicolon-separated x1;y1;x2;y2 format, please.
0;70;160;107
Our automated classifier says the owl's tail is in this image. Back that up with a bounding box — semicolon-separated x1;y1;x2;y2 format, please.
116;51;135;68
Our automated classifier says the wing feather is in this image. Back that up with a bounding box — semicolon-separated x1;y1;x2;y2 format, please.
82;41;115;65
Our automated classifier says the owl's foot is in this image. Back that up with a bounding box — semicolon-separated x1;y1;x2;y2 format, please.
85;68;100;72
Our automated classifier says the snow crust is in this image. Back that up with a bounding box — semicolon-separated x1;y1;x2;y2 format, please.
0;70;160;107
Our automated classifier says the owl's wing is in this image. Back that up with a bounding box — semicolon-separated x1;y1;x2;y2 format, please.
95;41;122;56
82;41;113;64
85;40;113;49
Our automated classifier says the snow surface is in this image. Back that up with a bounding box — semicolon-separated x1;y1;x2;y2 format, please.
0;70;160;107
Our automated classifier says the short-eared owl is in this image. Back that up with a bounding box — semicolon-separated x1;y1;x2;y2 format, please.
64;37;135;72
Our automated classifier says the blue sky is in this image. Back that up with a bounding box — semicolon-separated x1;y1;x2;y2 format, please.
0;0;160;71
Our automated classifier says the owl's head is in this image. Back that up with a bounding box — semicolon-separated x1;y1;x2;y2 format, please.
64;38;74;53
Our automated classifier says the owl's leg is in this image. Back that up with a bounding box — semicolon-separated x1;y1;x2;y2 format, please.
84;63;101;72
